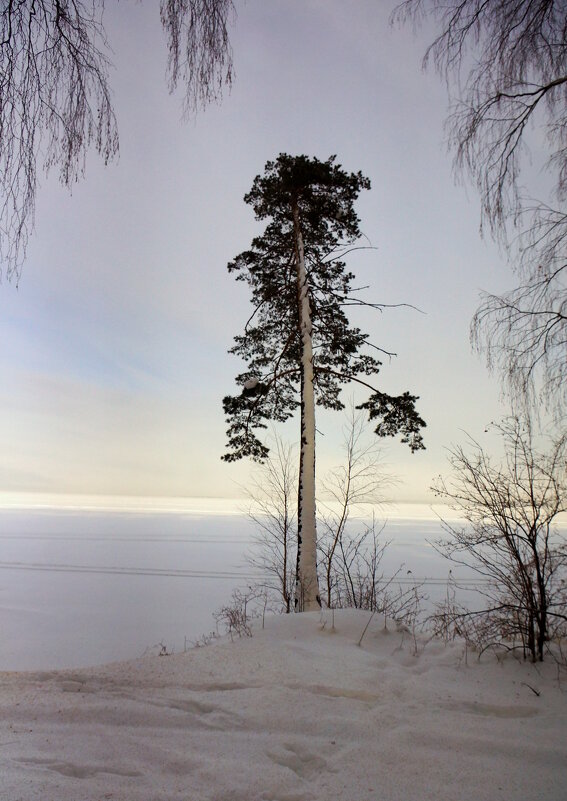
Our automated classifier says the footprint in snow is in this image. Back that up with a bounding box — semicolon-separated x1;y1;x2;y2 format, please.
266;742;332;780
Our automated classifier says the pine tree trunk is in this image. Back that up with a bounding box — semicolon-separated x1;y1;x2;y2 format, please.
292;198;320;611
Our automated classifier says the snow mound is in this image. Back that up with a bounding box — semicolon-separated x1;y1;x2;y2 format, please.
1;609;565;801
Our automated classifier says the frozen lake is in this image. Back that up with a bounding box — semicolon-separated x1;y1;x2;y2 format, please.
0;499;475;670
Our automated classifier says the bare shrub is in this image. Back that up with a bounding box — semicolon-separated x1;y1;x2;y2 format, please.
432;416;567;661
214;586;269;640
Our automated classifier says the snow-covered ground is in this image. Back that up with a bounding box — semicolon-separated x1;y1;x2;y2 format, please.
2;609;565;801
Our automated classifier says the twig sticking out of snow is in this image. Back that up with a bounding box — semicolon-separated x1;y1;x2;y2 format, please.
357;611;376;647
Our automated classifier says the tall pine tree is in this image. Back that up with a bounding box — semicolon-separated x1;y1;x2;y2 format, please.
223;154;425;610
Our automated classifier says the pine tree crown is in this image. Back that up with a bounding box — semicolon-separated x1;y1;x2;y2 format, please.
222;154;425;462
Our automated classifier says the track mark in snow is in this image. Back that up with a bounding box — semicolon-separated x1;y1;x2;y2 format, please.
155;697;217;715
288;683;380;702
58;679;99;693
261;791;317;801
14;757;142;779
267;742;331;779
145;694;245;730
199;681;260;692
441;700;538;718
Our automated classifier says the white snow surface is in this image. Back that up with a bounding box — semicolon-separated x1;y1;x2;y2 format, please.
1;609;565;801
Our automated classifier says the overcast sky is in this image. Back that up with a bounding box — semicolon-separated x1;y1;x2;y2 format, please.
0;1;514;507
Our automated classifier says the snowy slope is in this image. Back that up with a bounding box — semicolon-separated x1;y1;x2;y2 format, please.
1;609;565;801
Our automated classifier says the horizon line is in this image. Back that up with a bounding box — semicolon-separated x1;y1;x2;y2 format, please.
0;491;449;519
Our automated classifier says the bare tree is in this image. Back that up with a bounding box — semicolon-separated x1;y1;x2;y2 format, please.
321;514;385;611
318;407;393;608
394;1;567;414
432;416;567;661
0;0;234;282
317;409;424;621
244;413;425;628
472;257;567;414
161;0;234;116
245;435;297;613
243;412;393;614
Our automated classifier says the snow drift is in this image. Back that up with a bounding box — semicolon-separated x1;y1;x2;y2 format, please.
1;609;565;801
